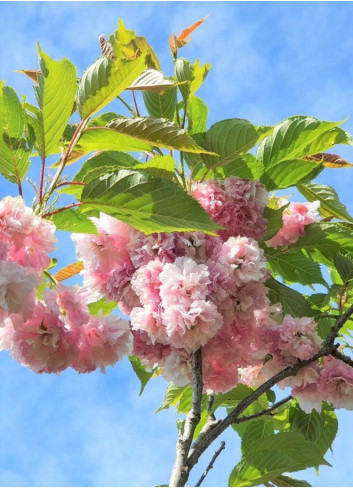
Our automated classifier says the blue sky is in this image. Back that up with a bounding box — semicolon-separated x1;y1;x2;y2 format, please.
1;1;353;486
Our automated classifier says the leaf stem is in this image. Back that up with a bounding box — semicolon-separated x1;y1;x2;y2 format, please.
42;201;83;218
117;95;136;116
37;118;88;213
38;154;46;202
56;181;86;188
132;90;140;117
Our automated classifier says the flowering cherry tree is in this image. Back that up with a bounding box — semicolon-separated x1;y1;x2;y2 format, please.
2;17;353;487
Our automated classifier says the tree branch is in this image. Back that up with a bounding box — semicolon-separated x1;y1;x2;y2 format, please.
331;348;353;368
234;395;293;424
186;304;353;477
169;348;203;487
195;441;226;487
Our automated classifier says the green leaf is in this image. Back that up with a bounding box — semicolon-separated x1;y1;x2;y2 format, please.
88;297;117;316
129;355;155;395
334;253;353;284
143;87;177;120
80;169;221;235
89;111;119;127
127;69;174;93
315;403;338;456
194;153;264;181
289;405;324;443
175;58;211;101
177;386;194;414
298;182;353;223
288;223;353;266
50;208;97;234
0;82;31;183
133;155;176;180
257;116;348;168
33;46;77;156
262;204;287;241
200;118;260;169
241;418;275;453
77;55;146;119
156;383;190;412
212;384;255;412
109;19;160;70
266;277;314;317
229;432;328;487
73;151;139;182
187;96;208;135
271;475;311;487
106;116;212;154
261;159;323;191
269;250;326;286
77;127;154;154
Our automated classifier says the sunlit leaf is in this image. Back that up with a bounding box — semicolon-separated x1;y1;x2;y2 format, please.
127;69;174;93
143;87;177;120
0;82;31;183
80;169;221;234
76;55;146;119
106;116;214;153
32;46;77;157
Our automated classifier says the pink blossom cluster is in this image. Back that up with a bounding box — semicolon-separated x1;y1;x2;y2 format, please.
240;304;353;413
266;198;320;248
0;284;132;374
73;177;274;392
0;196;56;323
0;197;132;374
191;178;268;241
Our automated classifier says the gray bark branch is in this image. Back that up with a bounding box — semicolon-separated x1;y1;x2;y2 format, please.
169;348;203;487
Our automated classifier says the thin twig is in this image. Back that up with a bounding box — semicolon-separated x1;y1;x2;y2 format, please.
195;441;226;487
132;90;140;117
234;395;293;424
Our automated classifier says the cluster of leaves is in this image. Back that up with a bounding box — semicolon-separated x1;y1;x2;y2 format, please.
1;16;353;487
158;383;338;487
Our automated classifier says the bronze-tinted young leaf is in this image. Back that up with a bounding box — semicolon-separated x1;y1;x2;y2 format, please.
17;69;40;84
54;262;84;282
175;15;209;47
306;152;353;168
